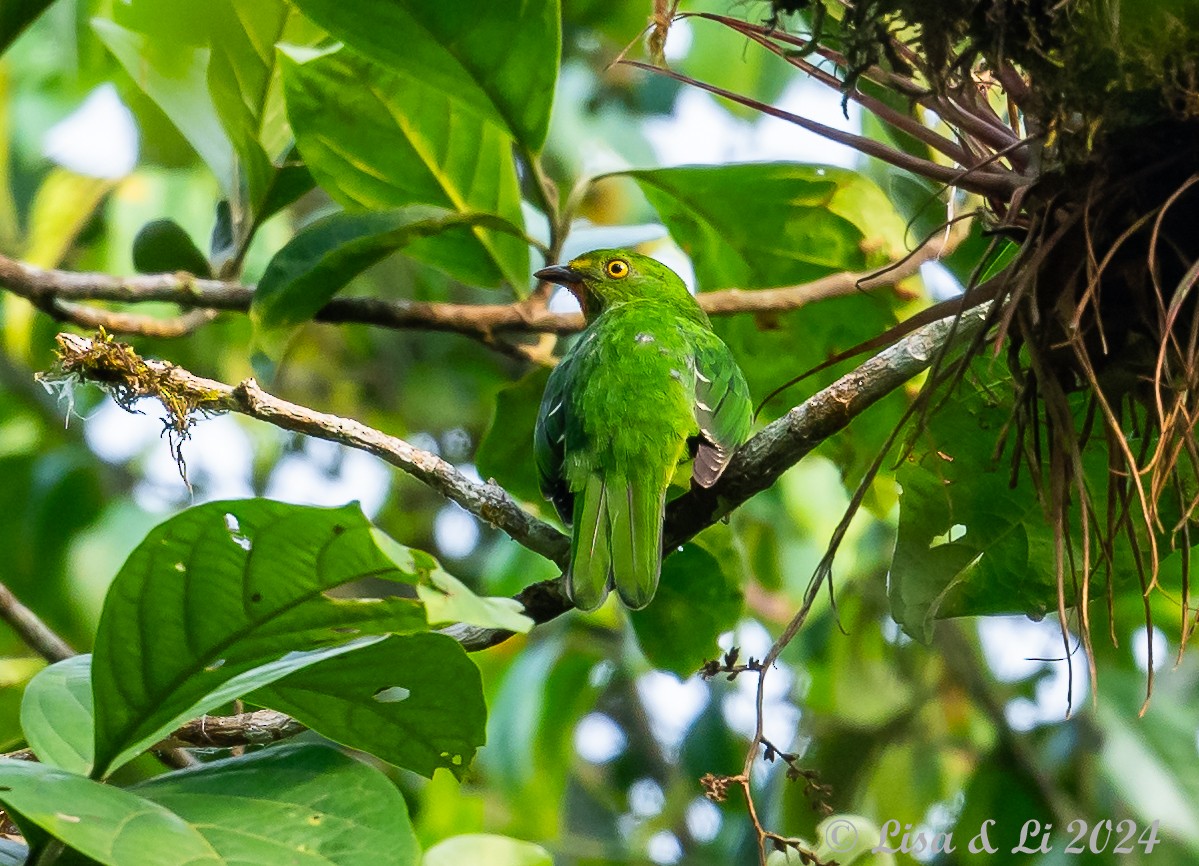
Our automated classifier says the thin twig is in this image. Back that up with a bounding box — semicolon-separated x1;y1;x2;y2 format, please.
0;237;956;339
49;333;571;566
0;579;74;662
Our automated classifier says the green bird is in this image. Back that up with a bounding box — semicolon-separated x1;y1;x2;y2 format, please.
533;249;752;610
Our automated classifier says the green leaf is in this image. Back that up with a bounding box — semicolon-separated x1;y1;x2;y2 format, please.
629;541;744;677
20;655;94;776
281;45;529;290
134;744;422;865
205;2;324;219
423;834;552;866
251;633;486;779
890;382;1058;642
252;207;525;331
624;162;907;289
0;0;54;56
287;0;559;152
204;2;287;214
90;500;426;777
476;367;552;509
371;530;533;632
92;18;236;196
132;219;211;276
0;759;221;865
258;155;316;224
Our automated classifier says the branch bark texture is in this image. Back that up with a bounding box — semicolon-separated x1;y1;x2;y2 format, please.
0;239;949;339
47;303;987;651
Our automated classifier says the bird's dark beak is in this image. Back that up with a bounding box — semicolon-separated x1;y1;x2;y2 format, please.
534;264;584;286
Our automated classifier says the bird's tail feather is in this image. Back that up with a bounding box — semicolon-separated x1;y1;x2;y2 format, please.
567;473;665;611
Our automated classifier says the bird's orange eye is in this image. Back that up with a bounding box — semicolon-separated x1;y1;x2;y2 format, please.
606;259;630;279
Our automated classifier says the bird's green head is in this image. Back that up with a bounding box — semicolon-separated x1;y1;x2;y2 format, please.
535;248;698;321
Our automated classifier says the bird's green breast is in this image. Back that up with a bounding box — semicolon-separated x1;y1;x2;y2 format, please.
554;299;701;489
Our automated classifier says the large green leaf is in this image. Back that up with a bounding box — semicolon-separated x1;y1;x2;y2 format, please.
90;500;426;777
423;834;552;866
0;0;54;56
134;744;422;865
205;1;286;213
288;0;559;152
0;759;221;866
629;540;744;677
20;655;94;775
205;1;323;218
251;633;486;779
890;383;1059;642
252;207;525;331
624;162;909;290
92;18;235;196
281;45;529;290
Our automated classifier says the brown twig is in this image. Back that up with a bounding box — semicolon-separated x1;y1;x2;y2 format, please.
0;579;74;663
0;238;953;339
47;303;987;651
158;709;307;749
48;332;571;566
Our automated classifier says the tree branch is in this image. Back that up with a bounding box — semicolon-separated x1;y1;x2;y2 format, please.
47;332;570;565
48;301;988;652
0;235;951;339
159;709;307;749
0;578;75;663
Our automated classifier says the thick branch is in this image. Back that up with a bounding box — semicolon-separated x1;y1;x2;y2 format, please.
0;239;949;339
50;303;987;652
159;710;307;749
49;333;570;565
449;304;992;649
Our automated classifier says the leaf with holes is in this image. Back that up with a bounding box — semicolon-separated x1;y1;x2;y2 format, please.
90;500;427;778
890;382;1061;642
281;45;528;290
287;0;559;152
19;655;95;776
133;744;421;865
250;633;486;779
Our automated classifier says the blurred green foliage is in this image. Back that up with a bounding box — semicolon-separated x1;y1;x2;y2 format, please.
0;1;1194;865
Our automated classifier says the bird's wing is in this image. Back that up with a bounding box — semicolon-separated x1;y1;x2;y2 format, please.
534;358;574;524
691;334;753;488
